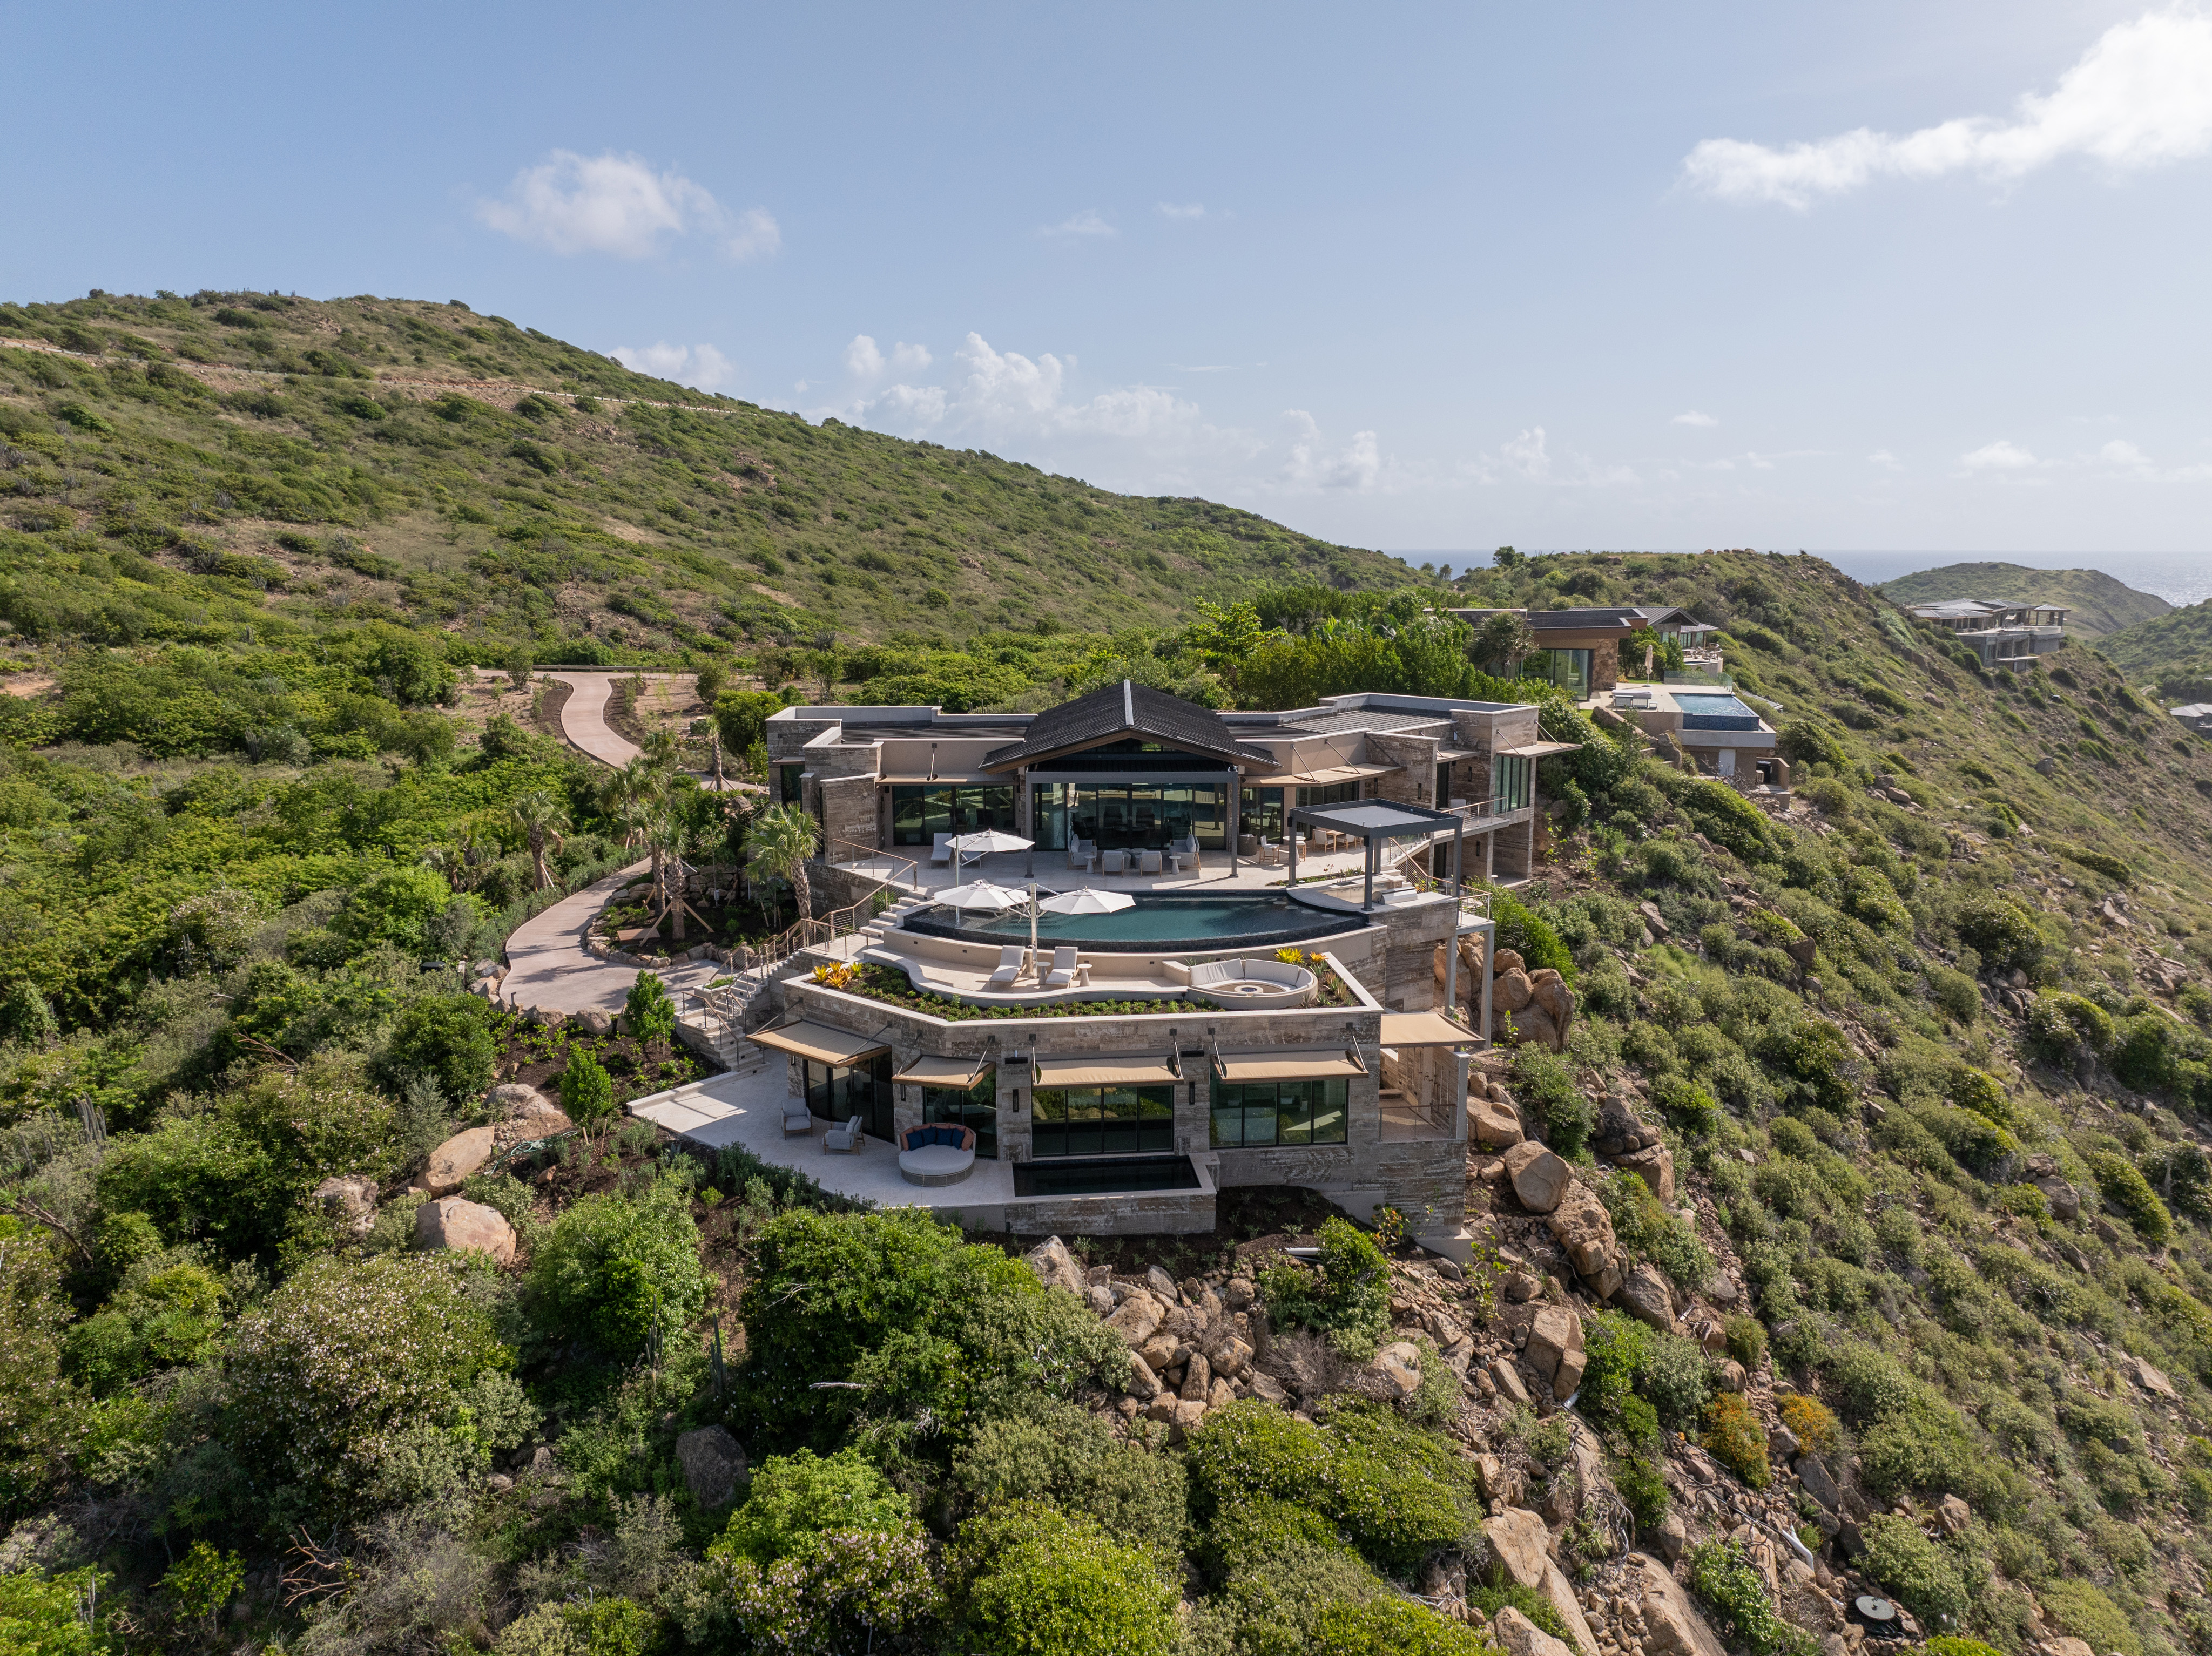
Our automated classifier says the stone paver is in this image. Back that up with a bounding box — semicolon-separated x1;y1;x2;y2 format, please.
629;1064;1018;1213
501;862;724;1016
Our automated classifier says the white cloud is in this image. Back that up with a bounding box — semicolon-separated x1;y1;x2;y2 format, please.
2096;438;2157;472
1869;449;1904;470
1961;439;2042;469
1482;426;1639;488
1043;210;1117;238
1682;8;2212;208
611;342;733;391
477;149;779;260
1157;201;1206;220
1282;412;1384;491
845;334;933;378
1671;410;1718;427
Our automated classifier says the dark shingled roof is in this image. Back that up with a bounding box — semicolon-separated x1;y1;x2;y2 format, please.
981;680;1276;772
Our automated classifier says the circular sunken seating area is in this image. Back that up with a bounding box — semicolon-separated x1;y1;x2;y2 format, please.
1178;956;1318;1008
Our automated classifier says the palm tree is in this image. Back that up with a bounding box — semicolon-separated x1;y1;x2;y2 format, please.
638;728;683;775
747;803;819;934
508;790;571;892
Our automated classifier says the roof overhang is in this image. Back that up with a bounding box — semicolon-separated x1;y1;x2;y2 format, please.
1499;741;1583;759
1035;1054;1181;1088
1378;1011;1479;1048
1213;1047;1366;1082
750;1020;892;1066
893;1053;995;1087
980;679;1276;773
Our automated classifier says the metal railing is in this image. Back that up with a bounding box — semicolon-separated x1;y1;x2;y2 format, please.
822;836;922;891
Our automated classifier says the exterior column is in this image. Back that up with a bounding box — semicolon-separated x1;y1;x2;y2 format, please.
1227;768;1240;874
1287;817;1297;887
1019;767;1033;877
1363;835;1374;912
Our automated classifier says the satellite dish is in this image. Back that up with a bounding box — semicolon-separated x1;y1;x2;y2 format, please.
1852;1597;1898;1625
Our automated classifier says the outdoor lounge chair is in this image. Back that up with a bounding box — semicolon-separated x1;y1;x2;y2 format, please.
1168;835;1200;873
1043;946;1088;990
1067;836;1096;872
897;1123;976;1186
824;1114;865;1153
1138;849;1163;874
781;1100;813;1135
930;833;954;865
1101;849;1126;874
986;946;1027;988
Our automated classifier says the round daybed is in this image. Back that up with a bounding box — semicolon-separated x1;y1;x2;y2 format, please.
1183;956;1318;1009
898;1123;977;1186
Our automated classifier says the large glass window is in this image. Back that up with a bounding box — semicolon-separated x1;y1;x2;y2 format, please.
1296;780;1363;808
804;1053;895;1141
888;784;1018;847
1031;1085;1175;1158
1209;1078;1350;1148
922;1072;998;1158
778;764;806;809
1494;754;1532;812
1035;785;1225;851
1525;648;1594;698
1239;787;1284;843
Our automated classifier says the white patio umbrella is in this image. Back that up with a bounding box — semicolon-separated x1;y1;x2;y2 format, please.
934;880;1027;920
1030;883;1135;954
948;829;1033;873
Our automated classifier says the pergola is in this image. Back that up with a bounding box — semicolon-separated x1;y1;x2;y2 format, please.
1285;798;1467;913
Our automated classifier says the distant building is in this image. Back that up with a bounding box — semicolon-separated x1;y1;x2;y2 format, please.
1445;605;1716;698
2173;703;2212;737
1904;599;2068;671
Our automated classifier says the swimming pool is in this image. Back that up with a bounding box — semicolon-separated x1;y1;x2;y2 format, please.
1674;693;1762;732
1014;1154;1203;1197
904;892;1363;953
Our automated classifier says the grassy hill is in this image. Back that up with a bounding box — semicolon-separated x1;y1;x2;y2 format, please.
0;289;1410;666
2100;599;2212;702
1876;560;2171;638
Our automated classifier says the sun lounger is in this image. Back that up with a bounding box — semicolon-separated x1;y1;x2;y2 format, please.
931;833;954;865
1043;946;1089;990
986;946;1027;988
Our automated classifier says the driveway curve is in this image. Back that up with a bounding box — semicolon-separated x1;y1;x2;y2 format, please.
500;862;726;1016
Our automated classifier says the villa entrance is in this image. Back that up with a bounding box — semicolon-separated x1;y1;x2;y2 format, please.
803;1052;895;1142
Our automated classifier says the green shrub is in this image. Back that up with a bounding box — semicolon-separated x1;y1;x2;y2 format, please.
1259;1217;1391;1361
62;1262;225;1395
1927;966;1980;1025
380;993;496;1104
1926;1638;2005;1656
559;1049;618;1134
1687;1542;1813;1656
623;971;676;1043
1955;895;2043;975
2025;991;2114;1060
528;1177;709;1357
952;1503;1176;1656
1508;1045;1594;1156
1653;1074;1719;1134
1308;1596;1496;1656
1615;1453;1670;1534
223;1252;530;1516
2039;1580;2141;1656
950;1399;1186;1559
682;1526;937;1656
0;1563;113;1653
1600;1173;1712;1294
718;1447;911;1566
495;1597;662;1655
1777;720;1849;772
1701;1393;1771;1489
1493;891;1575;983
1641;1329;1712;1431
1722;1315;1766;1370
340;864;457;950
1946;1066;2011;1126
2086;1151;2172;1246
1860;1515;1970;1629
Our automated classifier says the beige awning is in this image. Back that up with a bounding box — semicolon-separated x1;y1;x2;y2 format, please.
750;1020;891;1066
1498;741;1582;759
1245;762;1395;787
1213;1047;1366;1082
1379;1011;1478;1047
894;1053;995;1087
1035;1055;1179;1089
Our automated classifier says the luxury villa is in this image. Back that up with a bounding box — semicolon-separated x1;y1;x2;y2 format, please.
1904;598;2069;672
632;680;1583;1261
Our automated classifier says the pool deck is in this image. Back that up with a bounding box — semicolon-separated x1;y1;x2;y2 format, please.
629;1064;1019;1213
832;836;1500;899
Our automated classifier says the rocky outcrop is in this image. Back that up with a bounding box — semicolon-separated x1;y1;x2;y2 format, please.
1547;1182;1622;1298
1493;1606;1577;1656
1374;1341;1424;1398
1471;1093;1527;1150
675;1425;746;1509
1635;1552;1730;1656
1482;1506;1553;1590
1523;1304;1585;1393
1505;1141;1572;1213
426;1127;496;1197
414;1197;516;1265
1024;1235;1089;1296
1618;1263;1676;1331
310;1174;378;1239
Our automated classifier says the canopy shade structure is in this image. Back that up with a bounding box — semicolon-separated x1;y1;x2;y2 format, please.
934;881;1027;913
1037;887;1137;915
1378;1011;1478;1048
893;1053;995;1087
1286;797;1474;913
1213;1047;1366;1082
1034;1055;1179;1089
1496;741;1583;760
750;1021;892;1066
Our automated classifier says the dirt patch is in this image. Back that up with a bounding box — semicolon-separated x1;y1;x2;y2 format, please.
531;677;574;741
2;675;54;698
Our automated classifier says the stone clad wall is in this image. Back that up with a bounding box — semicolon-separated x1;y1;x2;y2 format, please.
1364;730;1442;807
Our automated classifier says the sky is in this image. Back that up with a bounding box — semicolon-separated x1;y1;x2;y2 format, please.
8;1;2212;561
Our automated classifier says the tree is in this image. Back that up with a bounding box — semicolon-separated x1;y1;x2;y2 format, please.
341;865;455;950
380;994;496;1103
747;803;819;928
1493;546;1524;570
1472;611;1535;677
504;645;534;691
715;689;788;756
508;789;570;893
559;1049;618;1138
624;971;676;1045
527;1178;708;1356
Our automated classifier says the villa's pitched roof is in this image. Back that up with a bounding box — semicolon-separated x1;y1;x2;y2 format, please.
981;680;1276;772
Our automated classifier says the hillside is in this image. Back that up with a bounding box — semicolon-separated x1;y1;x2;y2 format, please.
2100;600;2212;703
0;288;1410;665
1876;562;2171;638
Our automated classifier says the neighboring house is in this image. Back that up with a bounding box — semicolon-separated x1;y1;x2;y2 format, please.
768;680;1574;884
1904;599;2069;671
2174;703;2212;736
1606;684;1782;786
1446;605;1716;697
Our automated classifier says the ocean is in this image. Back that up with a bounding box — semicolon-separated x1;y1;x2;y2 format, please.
1394;551;2210;609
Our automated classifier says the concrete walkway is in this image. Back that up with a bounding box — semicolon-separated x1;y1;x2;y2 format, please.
500;862;726;1016
546;672;645;767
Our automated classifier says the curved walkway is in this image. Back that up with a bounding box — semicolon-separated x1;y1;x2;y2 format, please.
500;862;726;1015
546;671;646;767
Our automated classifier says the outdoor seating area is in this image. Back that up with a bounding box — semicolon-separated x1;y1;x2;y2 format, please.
897;1122;977;1186
1170;955;1318;1008
855;931;1190;1005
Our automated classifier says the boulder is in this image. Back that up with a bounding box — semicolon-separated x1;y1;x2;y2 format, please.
1523;1305;1584;1389
1105;1290;1163;1347
576;1008;614;1038
1179;1351;1212;1403
1488;1357;1532;1407
2044;1640;2094;1656
1145;1265;1181;1302
1024;1236;1089;1296
1654;1511;1687;1564
1715;1359;1746;1391
1374;1341;1424;1399
1554;1344;1587;1397
1636;1551;1730;1656
310;1174;379;1239
1512;1004;1562;1053
1210;1336;1256;1380
1493;1606;1577;1656
1208;1376;1237;1412
1125;1355;1164;1400
1540;1560;1599;1656
675;1425;746;1509
1494;948;1526;976
1505;1141;1571;1214
1248;1370;1289;1405
1471;1093;1526;1150
1936;1494;1972;1536
1618;1263;1676;1331
1546;1185;1620;1285
2132;1354;2180;1398
487;1083;551;1116
414;1198;516;1265
1503;1271;1541;1302
1481;1507;1553;1590
426;1127;496;1197
2035;1177;2081;1221
1168;1399;1206;1444
1616;1143;1677;1203
1085;1285;1116;1318
1495;969;1535;1012
1527;969;1574;1035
